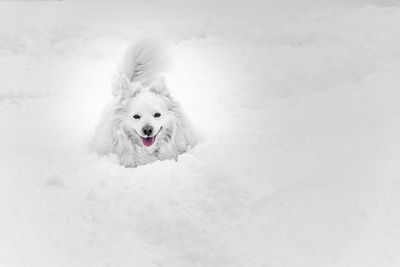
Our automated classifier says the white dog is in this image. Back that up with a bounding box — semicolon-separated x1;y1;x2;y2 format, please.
92;41;198;167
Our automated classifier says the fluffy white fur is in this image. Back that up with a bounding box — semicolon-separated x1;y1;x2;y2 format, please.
92;40;198;167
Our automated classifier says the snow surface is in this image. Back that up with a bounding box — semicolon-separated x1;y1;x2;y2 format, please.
1;1;400;266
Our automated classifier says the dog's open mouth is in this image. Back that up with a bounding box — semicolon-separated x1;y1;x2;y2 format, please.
141;136;155;147
139;127;162;147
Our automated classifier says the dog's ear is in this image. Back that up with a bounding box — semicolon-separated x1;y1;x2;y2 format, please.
115;74;144;99
113;74;133;97
150;78;170;97
120;74;132;92
131;83;141;97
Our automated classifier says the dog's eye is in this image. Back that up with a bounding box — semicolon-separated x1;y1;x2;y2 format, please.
154;112;161;118
133;114;141;119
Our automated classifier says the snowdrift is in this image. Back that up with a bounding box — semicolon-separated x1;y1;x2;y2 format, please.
0;1;399;266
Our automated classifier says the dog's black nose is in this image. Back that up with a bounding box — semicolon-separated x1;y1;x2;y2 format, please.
142;125;153;136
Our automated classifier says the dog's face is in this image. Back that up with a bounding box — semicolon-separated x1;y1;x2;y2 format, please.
121;90;174;147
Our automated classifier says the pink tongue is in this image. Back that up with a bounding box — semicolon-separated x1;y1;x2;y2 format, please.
141;137;155;146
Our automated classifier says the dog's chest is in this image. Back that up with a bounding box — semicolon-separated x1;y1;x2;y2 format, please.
134;142;178;166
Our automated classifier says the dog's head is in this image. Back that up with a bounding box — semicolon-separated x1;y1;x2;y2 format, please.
117;78;177;148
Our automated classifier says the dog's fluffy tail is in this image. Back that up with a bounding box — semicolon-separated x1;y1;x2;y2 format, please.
113;40;166;96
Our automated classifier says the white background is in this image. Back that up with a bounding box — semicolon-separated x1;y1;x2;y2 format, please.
0;1;399;266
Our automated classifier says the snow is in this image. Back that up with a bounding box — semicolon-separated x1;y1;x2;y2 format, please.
1;1;400;266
